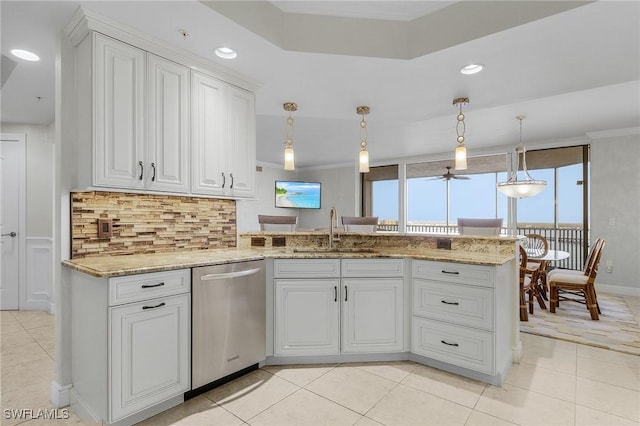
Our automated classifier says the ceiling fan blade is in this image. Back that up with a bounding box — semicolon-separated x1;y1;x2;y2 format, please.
452;175;471;180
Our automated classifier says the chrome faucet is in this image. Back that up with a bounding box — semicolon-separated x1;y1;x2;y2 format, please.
329;207;340;248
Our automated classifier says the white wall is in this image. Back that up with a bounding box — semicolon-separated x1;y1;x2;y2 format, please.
590;132;640;296
236;164;299;232
1;123;54;311
236;163;359;232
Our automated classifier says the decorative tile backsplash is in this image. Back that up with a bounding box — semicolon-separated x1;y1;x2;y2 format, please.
71;191;236;258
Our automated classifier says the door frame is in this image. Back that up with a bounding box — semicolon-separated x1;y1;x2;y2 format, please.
1;133;27;310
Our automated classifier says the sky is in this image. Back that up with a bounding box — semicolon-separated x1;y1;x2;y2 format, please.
372;164;584;225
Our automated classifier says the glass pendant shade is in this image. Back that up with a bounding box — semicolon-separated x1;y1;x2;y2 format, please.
359;148;370;173
283;146;295;170
454;145;467;170
282;102;297;170
496;116;547;198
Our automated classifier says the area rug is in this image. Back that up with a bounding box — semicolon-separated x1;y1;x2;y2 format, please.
520;294;640;356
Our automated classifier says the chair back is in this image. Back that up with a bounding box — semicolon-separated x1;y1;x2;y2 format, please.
525;234;549;259
258;215;297;232
583;238;604;276
586;239;605;283
342;216;378;233
457;218;503;236
518;246;531;289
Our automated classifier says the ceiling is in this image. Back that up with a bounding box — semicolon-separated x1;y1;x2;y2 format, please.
1;1;639;169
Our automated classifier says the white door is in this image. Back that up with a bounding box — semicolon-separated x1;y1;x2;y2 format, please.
341;278;404;353
0;135;25;310
226;85;255;198
190;70;227;195
147;54;190;193
274;279;340;356
109;294;190;422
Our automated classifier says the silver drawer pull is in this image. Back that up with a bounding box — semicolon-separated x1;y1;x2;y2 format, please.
141;282;165;289
441;270;460;275
441;300;460;306
142;302;166;310
441;340;459;347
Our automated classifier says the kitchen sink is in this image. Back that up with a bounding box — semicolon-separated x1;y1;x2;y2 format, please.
292;247;378;253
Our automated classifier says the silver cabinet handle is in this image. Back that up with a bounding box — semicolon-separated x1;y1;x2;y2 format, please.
200;268;262;281
138;161;144;180
1;232;16;237
230;173;234;189
151;162;156;181
221;172;226;188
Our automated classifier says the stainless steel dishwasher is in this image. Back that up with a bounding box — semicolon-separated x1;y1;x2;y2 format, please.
191;260;266;392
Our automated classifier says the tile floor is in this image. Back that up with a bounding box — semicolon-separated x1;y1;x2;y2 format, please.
2;306;639;426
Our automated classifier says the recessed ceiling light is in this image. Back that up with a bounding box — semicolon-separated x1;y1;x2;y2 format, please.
460;63;484;75
215;47;237;60
11;49;40;62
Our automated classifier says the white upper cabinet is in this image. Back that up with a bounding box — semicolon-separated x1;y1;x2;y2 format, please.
191;70;256;198
93;34;146;189
73;24;257;198
93;34;190;192
146;54;190;193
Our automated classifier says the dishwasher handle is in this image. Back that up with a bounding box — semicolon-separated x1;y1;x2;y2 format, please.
199;267;262;281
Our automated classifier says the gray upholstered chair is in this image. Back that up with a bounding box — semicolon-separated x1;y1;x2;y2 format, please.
341;216;378;233
457;218;503;236
258;215;297;232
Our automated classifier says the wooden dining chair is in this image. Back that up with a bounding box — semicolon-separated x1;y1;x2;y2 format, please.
258;215;297;231
525;234;549;298
519;246;547;322
549;239;605;320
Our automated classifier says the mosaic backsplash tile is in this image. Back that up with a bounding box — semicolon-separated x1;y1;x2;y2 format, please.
71;191;236;258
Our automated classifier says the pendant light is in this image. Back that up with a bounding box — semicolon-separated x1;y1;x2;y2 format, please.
357;106;370;173
453;97;468;170
496;116;547;198
283;102;297;170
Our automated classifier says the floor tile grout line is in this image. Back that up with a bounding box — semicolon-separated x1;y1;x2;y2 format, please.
574;401;640;424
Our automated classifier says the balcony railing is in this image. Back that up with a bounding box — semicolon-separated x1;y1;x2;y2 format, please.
376;223;585;271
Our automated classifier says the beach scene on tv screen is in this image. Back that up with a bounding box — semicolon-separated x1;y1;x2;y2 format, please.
275;181;320;208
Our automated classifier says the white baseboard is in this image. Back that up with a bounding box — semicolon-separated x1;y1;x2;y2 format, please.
50;381;72;408
24;237;52;311
597;284;640;297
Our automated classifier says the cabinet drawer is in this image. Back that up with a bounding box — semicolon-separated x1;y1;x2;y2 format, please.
413;279;494;330
412;317;494;375
109;269;191;306
273;259;340;278
341;259;404;277
412;260;495;288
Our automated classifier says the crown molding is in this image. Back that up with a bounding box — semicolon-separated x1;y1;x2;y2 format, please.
586;127;640;139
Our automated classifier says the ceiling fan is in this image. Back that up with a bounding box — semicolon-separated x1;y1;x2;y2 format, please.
426;166;471;181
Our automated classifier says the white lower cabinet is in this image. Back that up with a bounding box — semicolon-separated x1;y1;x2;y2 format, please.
341;278;403;353
273;259;404;356
274;279;340;356
110;293;190;421
70;268;191;425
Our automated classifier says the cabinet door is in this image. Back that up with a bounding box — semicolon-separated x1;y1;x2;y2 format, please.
93;33;146;189
274;279;340;356
110;294;190;422
191;70;227;195
226;85;256;198
341;278;404;353
147;54;190;193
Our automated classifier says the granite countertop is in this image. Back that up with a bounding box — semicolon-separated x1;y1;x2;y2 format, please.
63;245;515;278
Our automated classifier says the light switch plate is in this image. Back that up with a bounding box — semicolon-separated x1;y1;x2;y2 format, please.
97;218;113;238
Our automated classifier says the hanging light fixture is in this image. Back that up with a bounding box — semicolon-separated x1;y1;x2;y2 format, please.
357;106;370;173
283;102;297;170
453;97;468;170
497;115;547;198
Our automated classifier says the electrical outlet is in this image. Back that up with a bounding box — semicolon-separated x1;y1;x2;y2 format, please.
606;260;613;273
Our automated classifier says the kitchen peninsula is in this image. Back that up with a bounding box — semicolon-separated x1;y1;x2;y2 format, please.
63;231;519;425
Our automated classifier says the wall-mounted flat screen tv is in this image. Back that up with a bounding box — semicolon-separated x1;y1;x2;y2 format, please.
275;181;321;209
